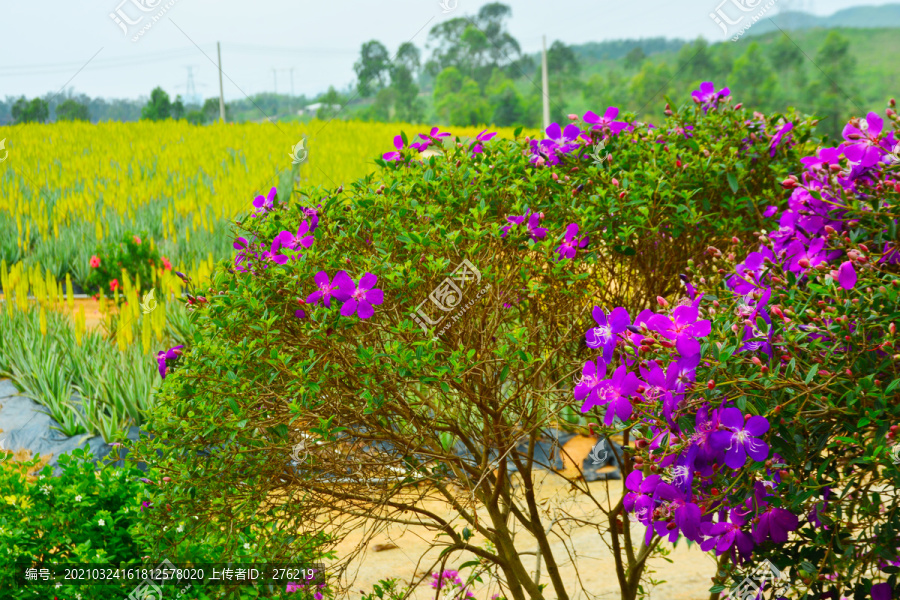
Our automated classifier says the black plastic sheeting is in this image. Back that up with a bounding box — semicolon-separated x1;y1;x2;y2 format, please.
1;378;621;482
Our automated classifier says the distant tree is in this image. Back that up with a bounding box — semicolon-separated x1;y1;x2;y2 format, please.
11;96;50;124
202;98;229;122
141;87;172;121
316;87;344;121
546;40;581;113
730;42;778;109
676;38;715;83
487;72;535;127
56;99;90;122
629;60;672;108
172;95;185;120
354;40;391;98
425;2;521;87
769;35;803;72
359;88;393;122
186;110;206;125
390;64;423;124
394;42;421;76
624;47;646;70
433;66;491;126
806;31;857;139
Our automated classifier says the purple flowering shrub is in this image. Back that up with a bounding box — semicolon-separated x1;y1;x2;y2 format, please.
129;84;873;600
575;106;900;598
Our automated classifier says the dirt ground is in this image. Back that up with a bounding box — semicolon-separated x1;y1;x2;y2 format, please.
324;435;715;600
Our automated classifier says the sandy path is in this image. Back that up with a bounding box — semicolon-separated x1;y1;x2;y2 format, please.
318;435;715;600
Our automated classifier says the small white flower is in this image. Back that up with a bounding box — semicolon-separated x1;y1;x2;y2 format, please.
39;475;45;480
176;525;184;533
75;495;82;502
244;543;251;550
98;519;105;527
55;582;62;589
76;594;82;600
163;526;168;531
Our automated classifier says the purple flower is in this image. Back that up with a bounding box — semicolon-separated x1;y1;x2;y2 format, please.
679;274;697;300
419;126;451;144
583;107;628;135
582;365;642;425
501;211;529;237
556;223;589;260
544;122;583;154
574;357;607;407
647;296;710;357
306;271;353;308
156;345;184;379
786;237;827;273
471;129;497;155
585;306;630;362
838;260;857;290
251;187;277;217
691;82;729;112
751;506;799;545
769;122;794;157
801;146;842;171
880;241;900;265
383;134;428;161
623;470;663;526
699;507;755;557
271;221;315;264
140;501;153;511
526;212;547;240
652;482;702;542
762;205;778;218
842;112;886;167
710;408;770;469
871;583;892;600
338;272;384;320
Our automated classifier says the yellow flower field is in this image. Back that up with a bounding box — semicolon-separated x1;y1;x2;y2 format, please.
0;120;527;293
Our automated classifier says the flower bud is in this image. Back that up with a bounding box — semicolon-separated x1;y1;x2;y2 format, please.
656;296;668;307
751;356;762;366
634;439;649;449
707;379;715;390
734;103;742;110
567;113;579;121
824;225;836;235
618;191;626;199
798;257;810;268
611;178;619;187
552;173;559;181
890;323;896;335
781;178;797;189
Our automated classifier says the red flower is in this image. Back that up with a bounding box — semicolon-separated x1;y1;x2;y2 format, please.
133;235;142;245
110;279;119;291
90;255;100;268
161;256;172;271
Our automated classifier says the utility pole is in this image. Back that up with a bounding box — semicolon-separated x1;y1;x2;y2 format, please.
541;35;550;131
217;41;226;122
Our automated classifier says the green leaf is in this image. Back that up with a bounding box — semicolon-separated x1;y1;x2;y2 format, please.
227;398;240;416
514;126;524;138
805;364;819;383
708;585;726;594
726;173;738;194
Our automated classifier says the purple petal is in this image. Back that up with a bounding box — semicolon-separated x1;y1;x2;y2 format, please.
340;299;358;317
359;272;377;291
366;288;384;306
838;261;857;290
357;301;375;320
608;307;631;333
724;443;747;469
332;270;355;298
744;416;770;437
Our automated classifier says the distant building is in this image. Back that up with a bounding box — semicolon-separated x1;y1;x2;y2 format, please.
297;102;341;117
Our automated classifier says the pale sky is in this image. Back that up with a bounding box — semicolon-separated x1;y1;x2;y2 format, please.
0;0;892;102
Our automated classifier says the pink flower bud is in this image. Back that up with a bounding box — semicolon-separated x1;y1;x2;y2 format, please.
611;178;619;187
567;113;579;121
656;296;668;307
798;258;810;268
890;323;896;335
551;173;558;181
